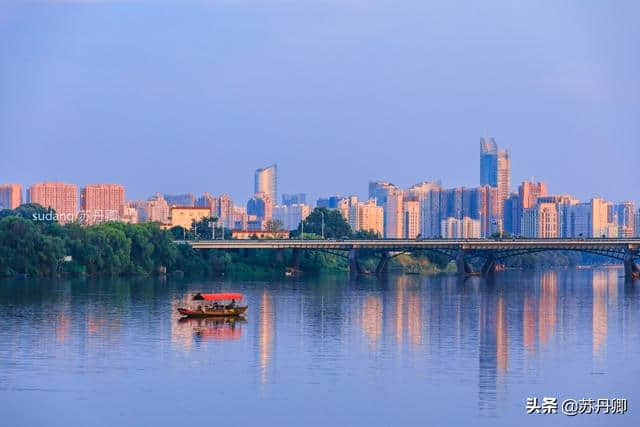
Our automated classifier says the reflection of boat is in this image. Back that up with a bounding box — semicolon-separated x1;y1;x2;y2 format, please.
178;316;246;325
178;316;245;341
177;293;248;318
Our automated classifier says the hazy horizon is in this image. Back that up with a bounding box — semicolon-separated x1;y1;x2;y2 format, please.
1;0;638;206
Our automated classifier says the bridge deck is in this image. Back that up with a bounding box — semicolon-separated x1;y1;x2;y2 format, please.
182;239;640;251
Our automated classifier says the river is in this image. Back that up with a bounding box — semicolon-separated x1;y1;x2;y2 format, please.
0;268;638;426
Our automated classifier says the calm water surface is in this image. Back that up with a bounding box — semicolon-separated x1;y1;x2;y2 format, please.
1;269;638;426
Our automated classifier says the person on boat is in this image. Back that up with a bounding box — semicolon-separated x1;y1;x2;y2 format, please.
229;299;236;309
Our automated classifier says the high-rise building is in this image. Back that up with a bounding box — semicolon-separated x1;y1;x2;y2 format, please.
568;198;617;238
385;189;404;238
635;210;640;238
480;137;510;211
369;181;402;237
81;184;125;224
120;202;139;224
247;192;273;222
335;196;383;236
27;182;78;224
337;197;349;223
537;195;579;238
133;194;169;223
368;181;398;206
273;203;311;230
480;138;498;188
407;181;441;238
521;202;558;238
403;199;420;239
357;199;384;236
461;186;501;237
441;187;464;220
0;184;22;210
282;193;306;206
196;193;218;216
164;193;195;207
336;196;359;231
506;181;548;236
217;194;234;228
519;181;548;210
497;149;510;204
232;205;249;230
138;193;170;223
614;201;636;238
441;217;481;239
503;193;520;235
316;195;344;209
418;186;443;238
255;164;277;205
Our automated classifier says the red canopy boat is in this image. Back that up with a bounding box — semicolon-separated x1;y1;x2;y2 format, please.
178;293;248;318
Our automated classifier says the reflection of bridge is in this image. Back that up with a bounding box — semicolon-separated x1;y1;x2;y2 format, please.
182;239;640;280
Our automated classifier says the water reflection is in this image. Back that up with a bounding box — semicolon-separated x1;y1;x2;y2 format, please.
407;291;422;347
258;290;274;384
360;295;382;348
0;269;637;426
538;271;557;346
591;269;619;359
178;317;244;344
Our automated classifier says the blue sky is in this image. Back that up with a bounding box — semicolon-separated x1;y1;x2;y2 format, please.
0;0;638;205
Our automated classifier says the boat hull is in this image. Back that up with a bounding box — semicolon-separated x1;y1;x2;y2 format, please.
178;306;248;318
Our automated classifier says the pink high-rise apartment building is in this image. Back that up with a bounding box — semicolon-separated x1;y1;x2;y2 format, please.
519;181;548;210
0;184;22;210
27;182;78;224
81;184;125;224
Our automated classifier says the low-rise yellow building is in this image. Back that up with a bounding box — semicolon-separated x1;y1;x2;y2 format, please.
169;206;211;229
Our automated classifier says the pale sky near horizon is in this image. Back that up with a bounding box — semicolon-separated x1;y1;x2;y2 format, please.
1;0;638;206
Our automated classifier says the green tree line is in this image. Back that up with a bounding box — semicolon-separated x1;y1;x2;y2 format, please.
0;204;610;278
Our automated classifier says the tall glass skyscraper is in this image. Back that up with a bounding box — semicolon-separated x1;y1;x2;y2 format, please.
480;138;498;188
254;164;278;204
479;138;510;204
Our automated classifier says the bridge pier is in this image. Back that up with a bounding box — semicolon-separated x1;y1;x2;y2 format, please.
456;250;473;276
349;248;362;279
624;249;639;281
375;251;390;276
481;253;497;276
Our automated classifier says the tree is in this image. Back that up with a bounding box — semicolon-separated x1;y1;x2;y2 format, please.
352;229;380;239
0;216;65;276
193;217;231;239
297;207;351;238
265;219;284;232
170;226;188;240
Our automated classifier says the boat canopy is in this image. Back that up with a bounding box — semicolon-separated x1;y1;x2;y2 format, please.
193;292;244;301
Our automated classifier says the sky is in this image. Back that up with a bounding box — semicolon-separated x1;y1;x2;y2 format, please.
0;0;638;206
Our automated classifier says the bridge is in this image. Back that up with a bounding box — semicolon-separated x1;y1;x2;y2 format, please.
181;238;640;281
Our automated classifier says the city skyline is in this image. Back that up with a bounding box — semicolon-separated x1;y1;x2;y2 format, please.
3;143;638;208
3;145;638;239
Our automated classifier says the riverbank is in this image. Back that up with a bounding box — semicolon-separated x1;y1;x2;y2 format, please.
0;205;620;279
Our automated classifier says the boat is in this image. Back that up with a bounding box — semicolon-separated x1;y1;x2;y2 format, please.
177;292;248;318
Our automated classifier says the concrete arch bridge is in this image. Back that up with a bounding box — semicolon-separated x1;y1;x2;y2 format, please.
182;238;640;281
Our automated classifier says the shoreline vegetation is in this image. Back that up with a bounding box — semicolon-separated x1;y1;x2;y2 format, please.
0;204;615;279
